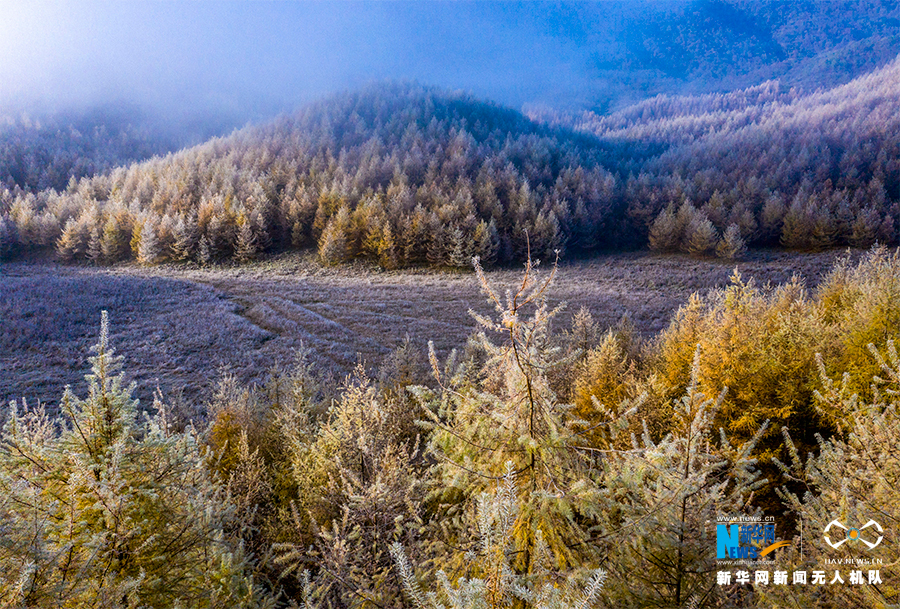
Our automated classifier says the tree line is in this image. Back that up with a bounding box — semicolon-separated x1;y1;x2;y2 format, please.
2;64;899;267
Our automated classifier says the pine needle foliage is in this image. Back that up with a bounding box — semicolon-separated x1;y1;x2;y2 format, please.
571;330;644;450
816;246;900;401
767;343;900;608
418;254;627;575
275;368;426;608
0;312;269;608
654;270;833;463
390;462;607;609
597;348;767;609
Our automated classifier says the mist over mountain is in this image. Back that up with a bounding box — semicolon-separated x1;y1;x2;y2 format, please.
1;0;898;188
1;0;899;263
0;104;243;193
3;56;898;267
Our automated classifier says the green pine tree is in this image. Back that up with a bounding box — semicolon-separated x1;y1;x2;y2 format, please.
418;256;625;575
0;312;270;608
766;343;900;609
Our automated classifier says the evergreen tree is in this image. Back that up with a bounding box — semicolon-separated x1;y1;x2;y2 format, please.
767;344;900;609
447;225;472;269
598;349;768;609
655;271;831;463
378;220;400;270
86;223;103;264
129;218;143;260
197;234;213;265
100;207;132;262
390;463;608;609
426;223;449;267
809;204;837;249
759;195;786;244
565;306;600;360
419;256;612;574
649;205;680;252
137;221;160;265
850;206;881;248
274;369;424;608
473;218;500;267
171;214;200;262
685;216;718;256
816;246;900;400
780;197;814;249
0;312;270;608
715;223;747;259
571;331;642;449
56;217;89;262
235;216;259;262
318;207;352;265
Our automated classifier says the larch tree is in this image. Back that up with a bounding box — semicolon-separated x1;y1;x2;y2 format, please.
0;312;270;608
136;220;160;265
597;349;768;609
685;216;718;256
648;205;680;252
390;463;608;609
765;343;900;609
418;254;621;576
274;369;425;609
715;224;746;260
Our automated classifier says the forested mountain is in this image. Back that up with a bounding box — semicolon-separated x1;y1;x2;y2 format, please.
1;0;897;201
571;56;900;252
0;105;236;193
0;84;626;267
2;55;898;267
576;0;900;111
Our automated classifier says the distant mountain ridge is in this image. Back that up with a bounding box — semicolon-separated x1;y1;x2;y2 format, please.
579;0;900;111
2;54;899;266
2;0;898;195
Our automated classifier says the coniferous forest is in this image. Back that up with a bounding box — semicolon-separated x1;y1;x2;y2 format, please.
2;1;900;608
3;66;900;268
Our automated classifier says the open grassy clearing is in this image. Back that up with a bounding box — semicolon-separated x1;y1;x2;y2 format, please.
1;248;848;410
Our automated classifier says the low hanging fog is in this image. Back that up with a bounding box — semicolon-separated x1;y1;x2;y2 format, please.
0;2;602;124
4;1;898;129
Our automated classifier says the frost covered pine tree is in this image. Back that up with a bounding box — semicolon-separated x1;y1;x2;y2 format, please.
685;216;718;256
764;343;900;609
137;221;160;265
596;348;768;609
234;215;259;262
418;254;626;576
272;368;426;609
318;207;352;265
0;312;270;608
390;462;607;609
715;224;746;260
648;205;680;252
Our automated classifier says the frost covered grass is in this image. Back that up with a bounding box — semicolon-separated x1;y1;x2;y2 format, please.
1;248;846;410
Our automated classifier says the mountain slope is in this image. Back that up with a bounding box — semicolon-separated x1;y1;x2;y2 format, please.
2;65;899;267
567;58;900;251
577;0;900;111
1;84;624;267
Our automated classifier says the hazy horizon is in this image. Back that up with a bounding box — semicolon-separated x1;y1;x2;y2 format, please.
4;0;899;130
1;1;624;123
